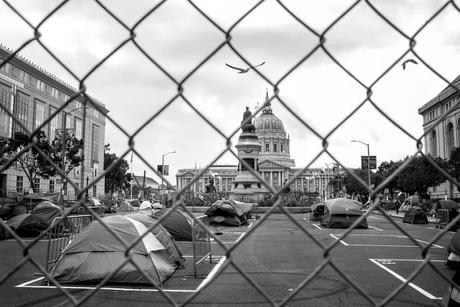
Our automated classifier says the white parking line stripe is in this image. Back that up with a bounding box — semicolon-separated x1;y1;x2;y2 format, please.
196;256;226;292
369;226;383;231
369;259;442;300
415;239;443;249
313;224;322;230
330;234;348;246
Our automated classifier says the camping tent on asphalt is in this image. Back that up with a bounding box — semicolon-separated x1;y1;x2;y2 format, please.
206;199;255;227
447;229;460;269
403;207;428;224
320;198;368;229
31;201;62;227
50;213;184;285
6;213;48;237
310;202;326;221
151;208;193;241
139;201;153;210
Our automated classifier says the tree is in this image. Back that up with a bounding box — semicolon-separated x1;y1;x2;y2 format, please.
48;131;84;175
448;147;460;181
342;168;372;196
104;144;132;194
374;160;403;193
0;131;54;189
396;155;447;196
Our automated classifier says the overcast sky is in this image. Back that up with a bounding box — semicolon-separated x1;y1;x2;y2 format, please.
1;0;460;186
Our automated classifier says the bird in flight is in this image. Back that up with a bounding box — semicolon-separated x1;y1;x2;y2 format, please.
402;59;418;70
225;61;265;73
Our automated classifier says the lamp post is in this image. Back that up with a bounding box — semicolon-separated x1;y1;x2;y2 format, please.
86;176;89;198
351;140;371;205
161;150;176;192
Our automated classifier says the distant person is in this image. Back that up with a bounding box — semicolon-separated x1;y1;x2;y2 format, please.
395;199;401;215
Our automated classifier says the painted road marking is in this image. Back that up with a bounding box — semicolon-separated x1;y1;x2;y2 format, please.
369;226;383;231
331;234;443;248
369;258;443;300
329;234;348;246
313;224;322;230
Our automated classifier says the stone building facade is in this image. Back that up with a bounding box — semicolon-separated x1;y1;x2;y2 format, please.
418;75;460;199
0;46;107;199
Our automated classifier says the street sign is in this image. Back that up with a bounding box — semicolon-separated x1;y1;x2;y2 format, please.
361;156;377;169
157;165;169;175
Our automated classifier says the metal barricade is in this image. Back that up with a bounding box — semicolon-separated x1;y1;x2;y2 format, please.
44;215;94;276
191;215;212;278
435;209;449;229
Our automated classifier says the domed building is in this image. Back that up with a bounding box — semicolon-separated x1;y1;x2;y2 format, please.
176;92;339;197
254;91;295;190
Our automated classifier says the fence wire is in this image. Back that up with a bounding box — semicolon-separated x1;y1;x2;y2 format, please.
1;0;460;306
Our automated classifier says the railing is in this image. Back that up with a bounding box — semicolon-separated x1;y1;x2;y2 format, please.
43;215;94;278
191;215;212;279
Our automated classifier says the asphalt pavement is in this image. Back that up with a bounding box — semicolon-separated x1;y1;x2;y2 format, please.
0;212;455;306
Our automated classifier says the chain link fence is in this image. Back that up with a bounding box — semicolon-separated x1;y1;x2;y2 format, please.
1;0;460;305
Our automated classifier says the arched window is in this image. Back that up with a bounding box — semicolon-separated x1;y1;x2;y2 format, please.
447;122;454;157
431;130;437;157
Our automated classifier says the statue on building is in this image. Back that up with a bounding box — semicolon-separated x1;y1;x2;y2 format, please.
241;106;255;133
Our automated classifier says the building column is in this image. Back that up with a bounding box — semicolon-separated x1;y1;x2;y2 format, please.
269;172;273;188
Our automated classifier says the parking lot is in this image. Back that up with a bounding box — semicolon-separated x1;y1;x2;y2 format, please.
0;212;456;306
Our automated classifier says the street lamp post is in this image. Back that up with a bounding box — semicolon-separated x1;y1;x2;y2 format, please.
351;140;371;206
161;150;176;192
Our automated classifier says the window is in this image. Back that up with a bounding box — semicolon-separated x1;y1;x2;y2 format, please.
66;114;72;129
273;143;277;152
49;106;58;140
92;185;97;197
265;143;270;152
33;178;40;193
93;109;99;118
12;67;20;79
430;130;437;157
12;92;29;134
49;180;55;194
446;122;454;156
75;100;81;109
0;83;12;137
16;176;23;193
281;144;284;152
34;100;45;129
75;117;82;139
91;124;100;163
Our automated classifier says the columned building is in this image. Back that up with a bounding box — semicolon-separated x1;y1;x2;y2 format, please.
418;75;460;199
176;92;343;198
0;46;108;198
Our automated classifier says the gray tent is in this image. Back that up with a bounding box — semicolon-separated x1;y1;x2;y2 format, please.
403;207;428;224
6;213;48;237
152;209;193;241
206;199;255;226
50;213;183;285
31;201;62;226
321;198;368;229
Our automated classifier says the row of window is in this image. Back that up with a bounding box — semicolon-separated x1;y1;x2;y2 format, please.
0;62;71;102
264;142;285;152
16;175;98;195
424;98;457;123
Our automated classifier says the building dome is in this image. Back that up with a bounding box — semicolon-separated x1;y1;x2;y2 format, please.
254;113;286;135
254;92;286;136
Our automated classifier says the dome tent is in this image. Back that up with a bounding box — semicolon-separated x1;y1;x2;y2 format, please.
320;198;368;229
6;213;48;237
50;213;183;285
151;208;193;241
31;201;62;226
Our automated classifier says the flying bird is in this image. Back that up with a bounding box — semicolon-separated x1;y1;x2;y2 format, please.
225;61;265;73
402;59;418;70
